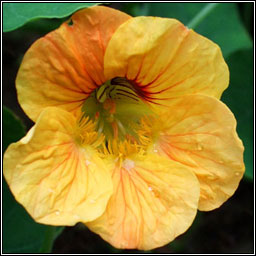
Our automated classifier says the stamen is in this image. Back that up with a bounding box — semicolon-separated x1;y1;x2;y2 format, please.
75;115;105;149
81;77;154;149
103;139;144;158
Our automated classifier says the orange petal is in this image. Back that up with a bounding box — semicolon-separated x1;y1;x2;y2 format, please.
152;95;245;211
104;17;229;105
16;6;131;122
87;154;199;250
3;107;113;225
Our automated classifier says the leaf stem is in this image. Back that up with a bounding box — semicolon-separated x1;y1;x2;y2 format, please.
39;226;56;253
187;3;220;29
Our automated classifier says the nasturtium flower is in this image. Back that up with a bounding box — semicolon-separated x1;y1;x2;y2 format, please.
3;6;245;250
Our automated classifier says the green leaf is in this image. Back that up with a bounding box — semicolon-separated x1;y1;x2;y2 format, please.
3;178;64;253
239;2;253;36
3;178;46;253
39;226;64;253
186;3;219;29
221;49;253;180
3;106;26;152
135;3;252;58
3;3;100;32
3;106;64;253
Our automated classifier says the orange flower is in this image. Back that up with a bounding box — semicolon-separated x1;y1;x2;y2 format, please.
3;6;244;250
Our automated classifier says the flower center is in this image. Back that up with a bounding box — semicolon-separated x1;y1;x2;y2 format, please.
81;77;153;149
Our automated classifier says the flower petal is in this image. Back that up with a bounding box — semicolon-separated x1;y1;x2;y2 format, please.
104;17;229;104
3;107;113;225
87;154;199;250
152;95;245;211
16;6;131;122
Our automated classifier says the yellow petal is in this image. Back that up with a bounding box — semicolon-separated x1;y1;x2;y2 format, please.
87;154;199;250
152;95;245;211
16;6;131;122
104;17;229;105
3;107;113;225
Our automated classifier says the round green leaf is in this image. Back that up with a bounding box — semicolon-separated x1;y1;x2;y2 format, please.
3;3;100;32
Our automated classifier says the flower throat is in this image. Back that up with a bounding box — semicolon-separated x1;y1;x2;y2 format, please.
80;77;153;145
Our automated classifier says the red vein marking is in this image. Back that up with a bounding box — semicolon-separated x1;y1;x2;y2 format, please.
137;30;189;89
45;36;91;93
62;153;79;209
167;143;224;166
